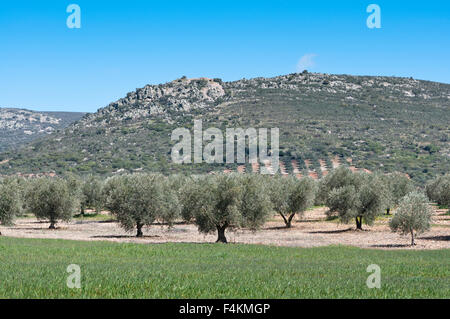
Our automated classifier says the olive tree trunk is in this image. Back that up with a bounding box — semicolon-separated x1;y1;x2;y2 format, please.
355;216;362;230
411;230;415;246
216;225;228;243
136;223;144;237
280;213;296;228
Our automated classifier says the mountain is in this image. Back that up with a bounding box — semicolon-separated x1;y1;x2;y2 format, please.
0;73;448;184
0;108;86;153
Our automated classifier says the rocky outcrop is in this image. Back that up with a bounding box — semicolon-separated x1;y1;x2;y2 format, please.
0;108;85;152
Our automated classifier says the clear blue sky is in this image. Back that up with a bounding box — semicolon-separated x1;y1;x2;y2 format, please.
1;0;449;112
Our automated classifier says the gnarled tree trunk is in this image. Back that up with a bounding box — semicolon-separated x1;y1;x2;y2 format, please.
49;221;56;229
136;223;144;237
287;213;296;228
216;225;228;243
411;230;415;246
280;212;296;228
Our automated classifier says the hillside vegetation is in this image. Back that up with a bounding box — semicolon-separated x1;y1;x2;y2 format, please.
0;108;85;153
0;73;448;184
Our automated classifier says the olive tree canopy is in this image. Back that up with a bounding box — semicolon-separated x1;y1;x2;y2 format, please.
381;173;414;215
426;174;450;207
80;175;103;214
103;174;180;237
268;175;317;228
25;177;80;229
390;192;433;246
185;174;242;243
321;168;386;230
181;174;272;243
238;174;272;231
0;178;22;235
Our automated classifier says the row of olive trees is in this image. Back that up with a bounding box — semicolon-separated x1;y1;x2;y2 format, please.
317;167;435;245
0;173;317;243
0;169;445;245
96;170;441;245
103;173;317;242
0;175;100;232
317;168;415;229
426;173;450;208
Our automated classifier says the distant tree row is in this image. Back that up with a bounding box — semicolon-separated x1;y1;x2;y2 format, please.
0;168;445;245
426;174;450;208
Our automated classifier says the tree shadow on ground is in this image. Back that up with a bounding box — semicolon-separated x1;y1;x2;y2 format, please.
296;219;323;223
91;235;161;239
8;227;47;231
308;228;353;234
264;226;291;230
152;221;189;226
74;219;116;224
419;235;450;241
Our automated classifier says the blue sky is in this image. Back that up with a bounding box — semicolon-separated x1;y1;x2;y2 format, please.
0;0;449;112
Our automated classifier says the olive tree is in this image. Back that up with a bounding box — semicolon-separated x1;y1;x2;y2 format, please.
25;177;79;229
317;166;360;204
80;175;103;215
381;173;414;215
0;178;22;235
322;168;386;230
426;174;450;207
238;174;272;231
268;175;317;228
181;174;270;243
390;192;433;246
159;175;182;227
179;175;204;223
183;174;242;243
103;174;180;237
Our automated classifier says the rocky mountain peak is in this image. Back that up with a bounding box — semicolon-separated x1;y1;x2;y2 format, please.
80;77;227;127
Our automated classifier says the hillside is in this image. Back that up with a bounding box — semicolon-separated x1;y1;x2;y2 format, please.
0;73;449;184
0;108;86;152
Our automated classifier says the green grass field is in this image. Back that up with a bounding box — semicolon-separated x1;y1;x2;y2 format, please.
0;237;448;298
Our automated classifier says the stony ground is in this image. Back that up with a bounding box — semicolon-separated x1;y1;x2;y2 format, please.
1;207;449;250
